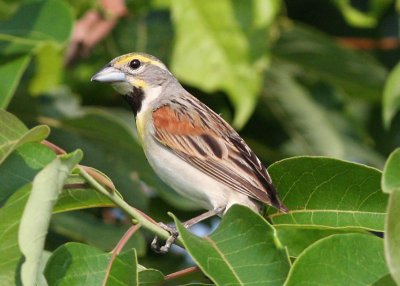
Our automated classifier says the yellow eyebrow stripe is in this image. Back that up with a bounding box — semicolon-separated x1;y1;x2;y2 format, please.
116;54;165;69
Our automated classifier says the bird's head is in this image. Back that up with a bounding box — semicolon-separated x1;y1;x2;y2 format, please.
91;52;174;115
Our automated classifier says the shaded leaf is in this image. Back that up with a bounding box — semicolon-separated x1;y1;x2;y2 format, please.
174;205;290;286
263;68;344;157
267;157;387;231
0;55;30;108
273;24;386;100
44;243;163;286
19;150;83;286
383;62;400;128
51;211;146;255
0;142;55;204
285;234;389;285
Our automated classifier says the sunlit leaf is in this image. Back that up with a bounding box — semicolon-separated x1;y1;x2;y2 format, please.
171;0;273;128
0;56;30;108
382;149;400;285
19;150;83;286
285;234;389;285
29;42;63;95
174;205;290;285
0;110;50;164
267;157;387;231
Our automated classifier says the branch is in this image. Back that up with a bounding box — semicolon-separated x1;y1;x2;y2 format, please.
78;166;184;248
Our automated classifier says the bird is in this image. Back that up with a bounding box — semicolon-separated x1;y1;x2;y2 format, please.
91;52;288;253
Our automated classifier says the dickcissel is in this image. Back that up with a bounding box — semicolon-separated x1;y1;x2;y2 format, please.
92;53;287;252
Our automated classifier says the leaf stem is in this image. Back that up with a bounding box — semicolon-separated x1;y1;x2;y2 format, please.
78;166;184;247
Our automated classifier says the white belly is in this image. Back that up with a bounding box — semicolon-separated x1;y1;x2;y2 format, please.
141;134;260;213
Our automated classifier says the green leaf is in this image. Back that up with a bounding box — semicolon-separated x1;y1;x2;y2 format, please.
382;149;400;284
372;274;397;286
19;150;83;286
0;184;31;286
285;234;389;285
273;25;386;100
29;42;63;95
171;0;271;128
54;177;114;212
44;243;163;286
0;55;30;108
263;68;344;157
332;0;392;28
382;148;400;194
275;226;349;258
0;110;50;164
50;212;146;255
383;61;400;128
174;205;290;286
384;190;400;285
0;142;55;204
0;0;73;55
267;156;387;231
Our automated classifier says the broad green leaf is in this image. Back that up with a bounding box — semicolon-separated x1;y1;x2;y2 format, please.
285;234;389;285
0;110;50;164
0;55;30;108
29;42;63;95
174;205;290;286
273;25;386;100
383;61;400;128
171;0;271;128
267;157;387;231
0;0;73;55
0;142;55;204
0;184;31;286
54;107;198;210
275;226;350;258
54;180;114;213
384;191;400;285
19;150;83;286
382;148;400;194
50;211;146;255
263;68;344;157
372;274;397;286
44;243;163;286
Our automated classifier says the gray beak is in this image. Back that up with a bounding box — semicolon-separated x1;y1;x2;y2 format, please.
91;66;126;83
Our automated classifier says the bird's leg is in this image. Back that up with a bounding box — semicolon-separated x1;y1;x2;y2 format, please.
151;207;225;254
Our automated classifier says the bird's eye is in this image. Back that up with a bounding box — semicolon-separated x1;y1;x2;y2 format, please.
129;59;141;70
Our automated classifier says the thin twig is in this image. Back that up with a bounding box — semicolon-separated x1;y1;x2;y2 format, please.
102;224;141;286
164;266;201;281
78;166;184;248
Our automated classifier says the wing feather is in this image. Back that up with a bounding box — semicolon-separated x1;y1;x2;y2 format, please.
152;97;287;212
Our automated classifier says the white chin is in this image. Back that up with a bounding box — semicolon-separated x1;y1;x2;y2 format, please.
112;81;133;95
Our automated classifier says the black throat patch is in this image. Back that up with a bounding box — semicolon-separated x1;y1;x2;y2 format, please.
123;86;144;117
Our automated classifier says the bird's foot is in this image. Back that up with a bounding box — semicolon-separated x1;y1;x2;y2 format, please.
151;222;179;254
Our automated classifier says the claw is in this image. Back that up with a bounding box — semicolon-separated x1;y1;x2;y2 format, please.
151;223;179;254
